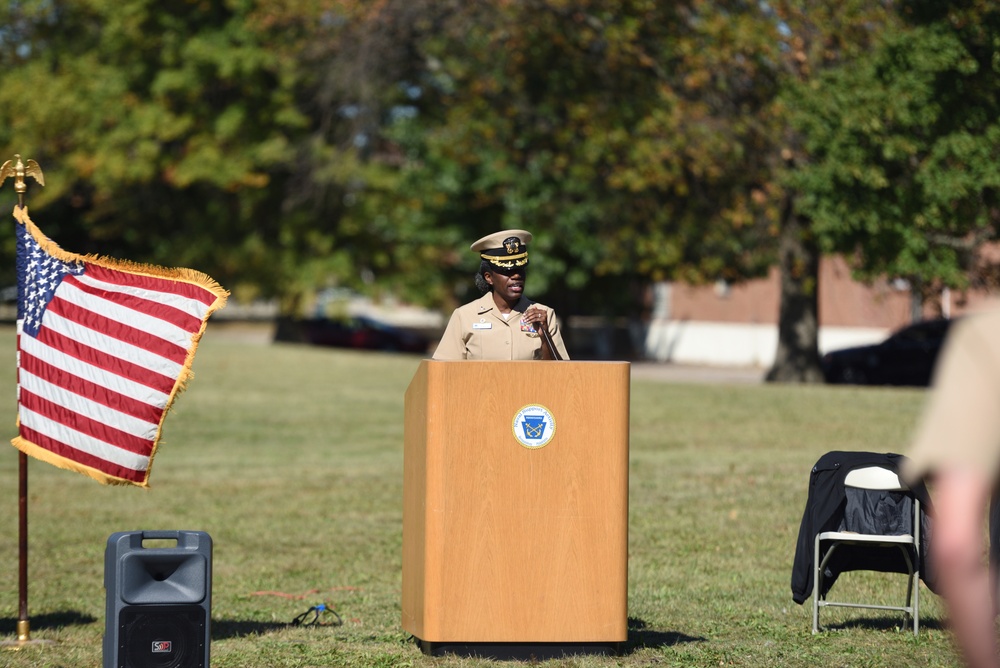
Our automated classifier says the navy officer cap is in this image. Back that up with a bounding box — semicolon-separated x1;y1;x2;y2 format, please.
471;229;532;270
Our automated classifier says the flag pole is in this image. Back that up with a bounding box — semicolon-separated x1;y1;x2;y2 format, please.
17;451;28;641
0;154;50;649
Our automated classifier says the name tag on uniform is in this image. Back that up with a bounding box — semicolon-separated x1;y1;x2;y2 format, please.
473;322;492;330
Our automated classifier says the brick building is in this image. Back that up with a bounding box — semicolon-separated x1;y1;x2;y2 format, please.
644;255;996;367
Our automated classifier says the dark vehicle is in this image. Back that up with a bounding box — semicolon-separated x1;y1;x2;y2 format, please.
821;318;953;387
275;316;432;354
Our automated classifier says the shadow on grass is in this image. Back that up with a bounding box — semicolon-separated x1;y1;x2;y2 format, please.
819;615;945;633
0;614;324;641
405;621;705;662
212;619;290;639
623;617;705;653
0;610;97;635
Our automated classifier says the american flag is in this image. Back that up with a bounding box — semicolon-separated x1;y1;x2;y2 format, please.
12;207;227;486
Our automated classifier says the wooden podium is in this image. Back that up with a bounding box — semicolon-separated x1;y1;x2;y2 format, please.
402;360;630;654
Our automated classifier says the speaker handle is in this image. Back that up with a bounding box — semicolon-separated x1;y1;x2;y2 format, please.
140;530;181;540
134;530;211;551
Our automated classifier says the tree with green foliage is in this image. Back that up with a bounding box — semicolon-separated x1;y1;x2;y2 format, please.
4;0;997;377
380;0;902;378
244;0;460;309
256;0;907;376
0;0;307;304
726;0;900;382
372;0;781;325
787;1;1000;317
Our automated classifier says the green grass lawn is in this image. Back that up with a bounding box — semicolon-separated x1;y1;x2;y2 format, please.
0;325;963;667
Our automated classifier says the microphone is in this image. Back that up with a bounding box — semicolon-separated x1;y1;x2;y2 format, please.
538;322;563;361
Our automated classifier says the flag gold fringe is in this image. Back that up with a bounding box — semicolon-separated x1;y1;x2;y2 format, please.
10;205;230;487
11;435;134;487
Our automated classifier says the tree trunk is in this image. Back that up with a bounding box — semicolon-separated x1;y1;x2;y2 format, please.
766;201;824;383
909;279;924;323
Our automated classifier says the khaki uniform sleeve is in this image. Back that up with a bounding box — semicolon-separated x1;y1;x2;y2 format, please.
432;309;467;360
904;307;1000;487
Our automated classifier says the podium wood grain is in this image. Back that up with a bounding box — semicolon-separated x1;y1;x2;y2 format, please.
402;360;629;643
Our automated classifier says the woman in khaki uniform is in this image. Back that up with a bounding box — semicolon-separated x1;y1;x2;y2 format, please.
432;229;570;361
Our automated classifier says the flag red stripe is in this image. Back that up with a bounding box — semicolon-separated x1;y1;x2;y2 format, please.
32;327;177;394
46;297;188;364
63;273;203;332
20;390;154;456
85;264;218;306
18;425;146;484
20;352;165;424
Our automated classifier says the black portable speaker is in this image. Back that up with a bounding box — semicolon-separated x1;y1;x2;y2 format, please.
103;530;212;668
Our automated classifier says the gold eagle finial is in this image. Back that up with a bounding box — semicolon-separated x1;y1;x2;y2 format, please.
0;154;45;207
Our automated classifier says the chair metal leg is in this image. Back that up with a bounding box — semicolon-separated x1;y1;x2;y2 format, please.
896;544;918;636
813;538;919;636
813;533;821;634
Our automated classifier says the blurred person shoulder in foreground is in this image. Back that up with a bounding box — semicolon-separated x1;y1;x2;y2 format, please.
904;305;1000;668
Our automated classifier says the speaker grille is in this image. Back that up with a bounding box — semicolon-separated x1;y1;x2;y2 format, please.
117;605;206;668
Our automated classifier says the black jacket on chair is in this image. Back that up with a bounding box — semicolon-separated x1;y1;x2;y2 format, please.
790;450;937;605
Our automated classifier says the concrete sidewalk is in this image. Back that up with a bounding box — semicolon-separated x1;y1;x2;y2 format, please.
629;361;765;384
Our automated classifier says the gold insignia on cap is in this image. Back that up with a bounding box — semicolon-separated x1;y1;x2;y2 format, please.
487;255;528;269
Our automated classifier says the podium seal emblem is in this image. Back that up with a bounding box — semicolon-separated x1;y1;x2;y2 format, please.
512;404;556;449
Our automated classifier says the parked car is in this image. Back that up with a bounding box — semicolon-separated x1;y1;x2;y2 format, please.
274;316;432;354
820;318;954;387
